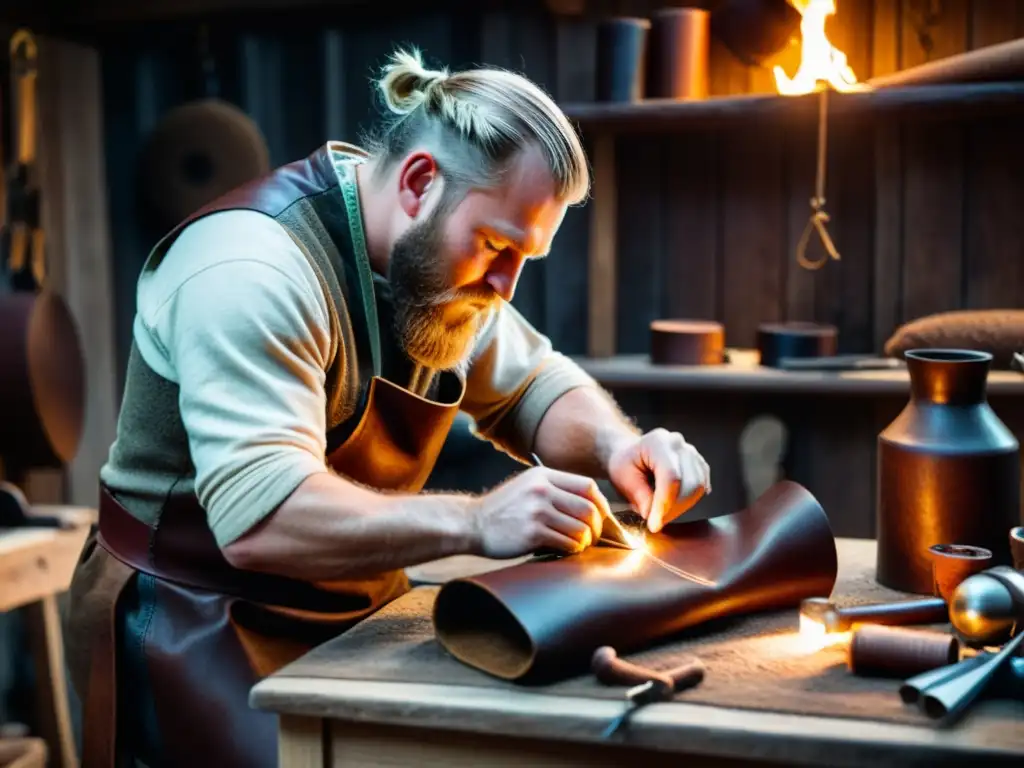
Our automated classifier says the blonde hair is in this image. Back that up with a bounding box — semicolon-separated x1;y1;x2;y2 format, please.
366;47;590;206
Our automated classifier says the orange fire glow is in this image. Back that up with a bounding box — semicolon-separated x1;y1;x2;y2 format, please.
797;614;851;653
773;0;867;95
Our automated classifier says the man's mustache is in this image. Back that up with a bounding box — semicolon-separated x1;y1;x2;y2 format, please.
415;285;497;309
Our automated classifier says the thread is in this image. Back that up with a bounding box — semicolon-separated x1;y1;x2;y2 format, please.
644;551;717;587
612;508;717;587
848;625;959;678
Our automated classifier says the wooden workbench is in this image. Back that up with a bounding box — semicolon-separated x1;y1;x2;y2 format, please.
251;539;1024;768
0;505;94;768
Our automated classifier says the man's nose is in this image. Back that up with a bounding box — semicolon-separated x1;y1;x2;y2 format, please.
484;252;525;302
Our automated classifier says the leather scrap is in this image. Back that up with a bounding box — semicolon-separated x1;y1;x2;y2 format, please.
433;480;839;683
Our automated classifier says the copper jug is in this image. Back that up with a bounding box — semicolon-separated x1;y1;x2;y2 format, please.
877;349;1021;593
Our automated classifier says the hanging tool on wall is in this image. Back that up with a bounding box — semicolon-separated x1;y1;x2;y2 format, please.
2;28;45;291
0;28;88;480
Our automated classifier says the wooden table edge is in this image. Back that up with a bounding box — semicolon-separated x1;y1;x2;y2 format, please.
571;353;1024;396
250;676;1022;765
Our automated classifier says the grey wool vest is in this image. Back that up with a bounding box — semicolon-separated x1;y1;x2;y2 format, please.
100;144;381;527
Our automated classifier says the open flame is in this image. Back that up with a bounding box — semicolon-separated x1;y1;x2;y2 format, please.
797;614;851;653
773;0;866;95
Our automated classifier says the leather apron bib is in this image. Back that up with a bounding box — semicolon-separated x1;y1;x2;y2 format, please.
66;148;464;767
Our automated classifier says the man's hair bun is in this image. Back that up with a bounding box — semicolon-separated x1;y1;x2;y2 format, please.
367;45;590;208
377;47;449;115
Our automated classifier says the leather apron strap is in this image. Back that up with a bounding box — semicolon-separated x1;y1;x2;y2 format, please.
336;156;383;379
76;537;134;768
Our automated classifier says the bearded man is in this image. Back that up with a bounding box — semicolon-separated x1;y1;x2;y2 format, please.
65;48;711;768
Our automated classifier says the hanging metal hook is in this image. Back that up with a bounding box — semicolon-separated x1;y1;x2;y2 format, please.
9;28;38;61
795;88;841;271
9;28;38;168
6;28;45;287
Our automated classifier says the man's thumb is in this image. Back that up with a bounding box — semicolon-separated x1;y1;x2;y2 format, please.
616;467;654;520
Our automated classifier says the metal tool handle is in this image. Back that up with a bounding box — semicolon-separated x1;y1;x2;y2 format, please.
594;646;706;739
842;597;949;625
591;646;704;701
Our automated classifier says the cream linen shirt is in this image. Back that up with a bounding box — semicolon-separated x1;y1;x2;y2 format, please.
131;209;597;546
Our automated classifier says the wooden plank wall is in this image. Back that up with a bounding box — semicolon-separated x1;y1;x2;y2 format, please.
584;0;1024;356
35;37;120;508
93;0;1024;372
0;27;117;507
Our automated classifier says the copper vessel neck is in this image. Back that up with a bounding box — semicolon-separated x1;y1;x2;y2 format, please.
905;349;992;406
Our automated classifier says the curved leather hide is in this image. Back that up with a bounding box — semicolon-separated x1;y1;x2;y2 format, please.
433;481;838;683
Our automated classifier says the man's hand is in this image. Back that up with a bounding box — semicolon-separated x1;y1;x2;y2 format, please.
606;428;711;533
471;467;611;559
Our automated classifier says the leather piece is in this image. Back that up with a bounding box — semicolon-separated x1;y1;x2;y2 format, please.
884;309;1024;370
143;577;303;768
324;376;464;493
114;369;462;768
65;530;133;768
98;488;395;617
181;140;348;226
433;480;838;683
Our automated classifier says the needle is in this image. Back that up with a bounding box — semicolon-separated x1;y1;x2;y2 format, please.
530;453;638;550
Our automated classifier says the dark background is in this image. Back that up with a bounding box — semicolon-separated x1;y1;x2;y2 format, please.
2;0;1024;752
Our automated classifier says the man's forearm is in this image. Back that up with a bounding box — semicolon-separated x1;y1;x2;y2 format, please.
221;472;480;580
532;385;640;478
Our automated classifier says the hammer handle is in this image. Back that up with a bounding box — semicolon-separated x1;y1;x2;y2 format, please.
591;646;704;699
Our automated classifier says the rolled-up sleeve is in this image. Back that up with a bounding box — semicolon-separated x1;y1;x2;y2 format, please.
143;219;335;547
460;301;598;462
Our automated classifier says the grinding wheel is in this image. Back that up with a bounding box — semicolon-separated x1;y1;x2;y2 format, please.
139;97;270;229
0;290;85;469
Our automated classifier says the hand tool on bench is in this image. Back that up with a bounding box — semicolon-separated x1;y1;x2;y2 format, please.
799;596;949;633
591;645;705;738
0;482;73;529
530;454;638;550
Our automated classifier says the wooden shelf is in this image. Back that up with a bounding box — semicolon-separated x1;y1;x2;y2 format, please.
574;353;1024;396
562;82;1024;134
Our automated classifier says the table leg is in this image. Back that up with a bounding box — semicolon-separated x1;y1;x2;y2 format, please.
23;595;77;768
279;715;325;768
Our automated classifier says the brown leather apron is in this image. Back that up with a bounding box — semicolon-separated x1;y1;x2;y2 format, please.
66;148;464;767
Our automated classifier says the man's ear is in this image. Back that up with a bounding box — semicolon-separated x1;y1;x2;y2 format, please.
396;151;439;219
